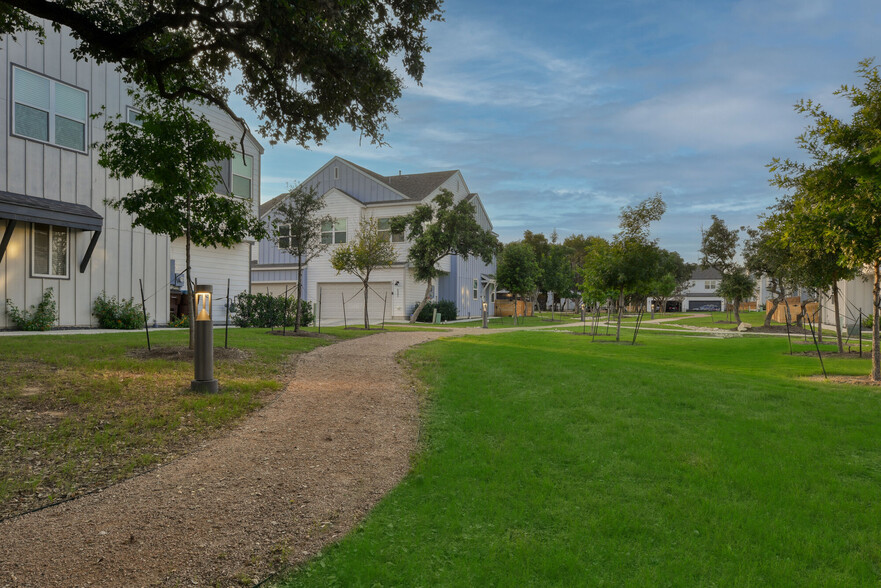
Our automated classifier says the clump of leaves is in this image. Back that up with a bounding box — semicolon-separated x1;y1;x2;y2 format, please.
93;292;146;329
6;288;56;331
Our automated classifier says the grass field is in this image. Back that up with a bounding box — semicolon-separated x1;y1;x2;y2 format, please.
276;329;881;586
0;326;385;518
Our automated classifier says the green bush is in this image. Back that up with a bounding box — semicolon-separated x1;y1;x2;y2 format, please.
414;299;457;323
863;314;873;329
230;293;314;328
93;292;147;329
168;314;189;328
6;288;57;331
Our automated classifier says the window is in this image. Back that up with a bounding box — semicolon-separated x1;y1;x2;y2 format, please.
277;224;290;249
473;279;479;300
126;106;143;127
333;166;339;180
31;223;68;278
232;154;253;198
704;280;717;290
321;219;347;244
12;66;88;152
377;218;404;243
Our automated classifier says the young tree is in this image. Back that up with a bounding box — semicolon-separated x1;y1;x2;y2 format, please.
3;0;443;146
97;95;266;344
699;215;752;323
390;190;500;323
650;250;691;315
742;223;793;328
496;242;540;325
272;185;332;332
330;217;397;329
769;58;881;377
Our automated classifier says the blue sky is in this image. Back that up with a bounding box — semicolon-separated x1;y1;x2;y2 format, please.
234;0;880;262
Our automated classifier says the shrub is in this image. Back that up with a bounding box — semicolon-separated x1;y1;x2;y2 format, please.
93;292;147;329
414;299;457;323
230;293;314;328
6;288;57;331
863;314;873;329
168;314;189;328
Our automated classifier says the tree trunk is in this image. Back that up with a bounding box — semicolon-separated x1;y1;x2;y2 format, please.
615;287;624;342
363;278;370;330
294;255;302;332
872;261;880;381
817;296;823;343
795;300;808;329
833;285;843;354
733;297;741;325
409;280;433;324
764;284;783;328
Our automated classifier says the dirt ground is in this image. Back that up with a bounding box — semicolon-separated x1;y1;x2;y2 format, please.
0;330;447;587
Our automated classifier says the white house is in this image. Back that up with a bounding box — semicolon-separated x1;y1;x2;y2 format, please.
679;268;727;312
252;157;497;323
0;23;261;328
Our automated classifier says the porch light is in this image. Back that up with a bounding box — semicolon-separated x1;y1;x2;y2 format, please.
191;284;218;393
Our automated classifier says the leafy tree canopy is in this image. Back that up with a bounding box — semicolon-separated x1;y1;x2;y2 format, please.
699;215;739;275
496;242;540;299
4;0;444;145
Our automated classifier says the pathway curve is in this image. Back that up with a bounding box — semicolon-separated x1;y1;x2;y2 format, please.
0;330;448;587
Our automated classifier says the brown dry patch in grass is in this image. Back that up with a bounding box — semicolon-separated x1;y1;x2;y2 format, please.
807;374;881;386
126;345;252;361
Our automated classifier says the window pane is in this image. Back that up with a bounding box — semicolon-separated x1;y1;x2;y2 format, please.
232;175;251;198
127;108;142;126
279;237;290;249
321;233;332;245
321;220;333;232
51;226;68;276
33;223;50;275
392;232;404;243
378;218;390;231
13;68;50;109
15;104;49;141
232;154;253;179
335;231;346;244
334;219;346;232
54;83;87;121
278;225;289;237
55;116;85;150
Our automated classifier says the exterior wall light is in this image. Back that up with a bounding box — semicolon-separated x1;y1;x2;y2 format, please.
191;284;218;393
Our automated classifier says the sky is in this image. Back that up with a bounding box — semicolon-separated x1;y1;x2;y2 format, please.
232;0;881;262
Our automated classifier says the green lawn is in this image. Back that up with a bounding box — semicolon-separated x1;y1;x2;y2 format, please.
276;329;881;586
0;326;379;518
427;315;581;329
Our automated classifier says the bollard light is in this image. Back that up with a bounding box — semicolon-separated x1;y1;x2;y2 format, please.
482;297;489;329
191;284;218;393
581;302;586;322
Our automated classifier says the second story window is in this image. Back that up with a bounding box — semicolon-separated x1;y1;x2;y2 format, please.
232;154;253;198
704;280;717;290
321;219;347;244
377;218;404;242
277;224;290;249
12;66;88;153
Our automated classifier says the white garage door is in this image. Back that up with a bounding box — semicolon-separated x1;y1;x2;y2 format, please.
317;282;392;325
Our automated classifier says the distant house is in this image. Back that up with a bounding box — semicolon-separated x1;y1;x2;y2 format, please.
0;23;261;328
679;268;726;312
252;157;497;322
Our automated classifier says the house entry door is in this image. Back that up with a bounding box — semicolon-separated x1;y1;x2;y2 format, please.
392;281;404;316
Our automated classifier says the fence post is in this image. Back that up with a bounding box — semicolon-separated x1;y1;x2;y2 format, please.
342;292;347;329
382;292;388;330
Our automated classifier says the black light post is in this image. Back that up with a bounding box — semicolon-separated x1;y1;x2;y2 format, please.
191;284;218;393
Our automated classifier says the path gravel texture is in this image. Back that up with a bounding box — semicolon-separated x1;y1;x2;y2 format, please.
0;330;447;587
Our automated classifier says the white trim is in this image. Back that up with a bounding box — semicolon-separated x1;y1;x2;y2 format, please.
11;64;89;154
30;223;70;279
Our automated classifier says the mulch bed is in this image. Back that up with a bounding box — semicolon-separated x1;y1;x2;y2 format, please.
807;374;881;386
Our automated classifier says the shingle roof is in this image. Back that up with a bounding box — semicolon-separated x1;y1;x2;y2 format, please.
691;268;723;280
259;192;287;218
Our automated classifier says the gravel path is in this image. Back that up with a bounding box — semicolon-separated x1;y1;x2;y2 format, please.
0;330;448;587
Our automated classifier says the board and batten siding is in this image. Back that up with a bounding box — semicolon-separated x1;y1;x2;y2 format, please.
170;241;251;323
0;23;261;328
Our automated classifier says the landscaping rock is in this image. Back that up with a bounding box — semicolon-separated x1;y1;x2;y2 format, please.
737;322;752;332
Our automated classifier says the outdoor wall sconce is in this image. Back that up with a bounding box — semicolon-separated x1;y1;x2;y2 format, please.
482;297;489;329
192;284;218;393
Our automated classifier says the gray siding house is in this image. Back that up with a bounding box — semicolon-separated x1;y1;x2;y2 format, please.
252;157;497;322
0;23;262;328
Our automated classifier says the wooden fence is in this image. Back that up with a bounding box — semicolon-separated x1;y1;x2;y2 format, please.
495;300;533;317
767;297;819;324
